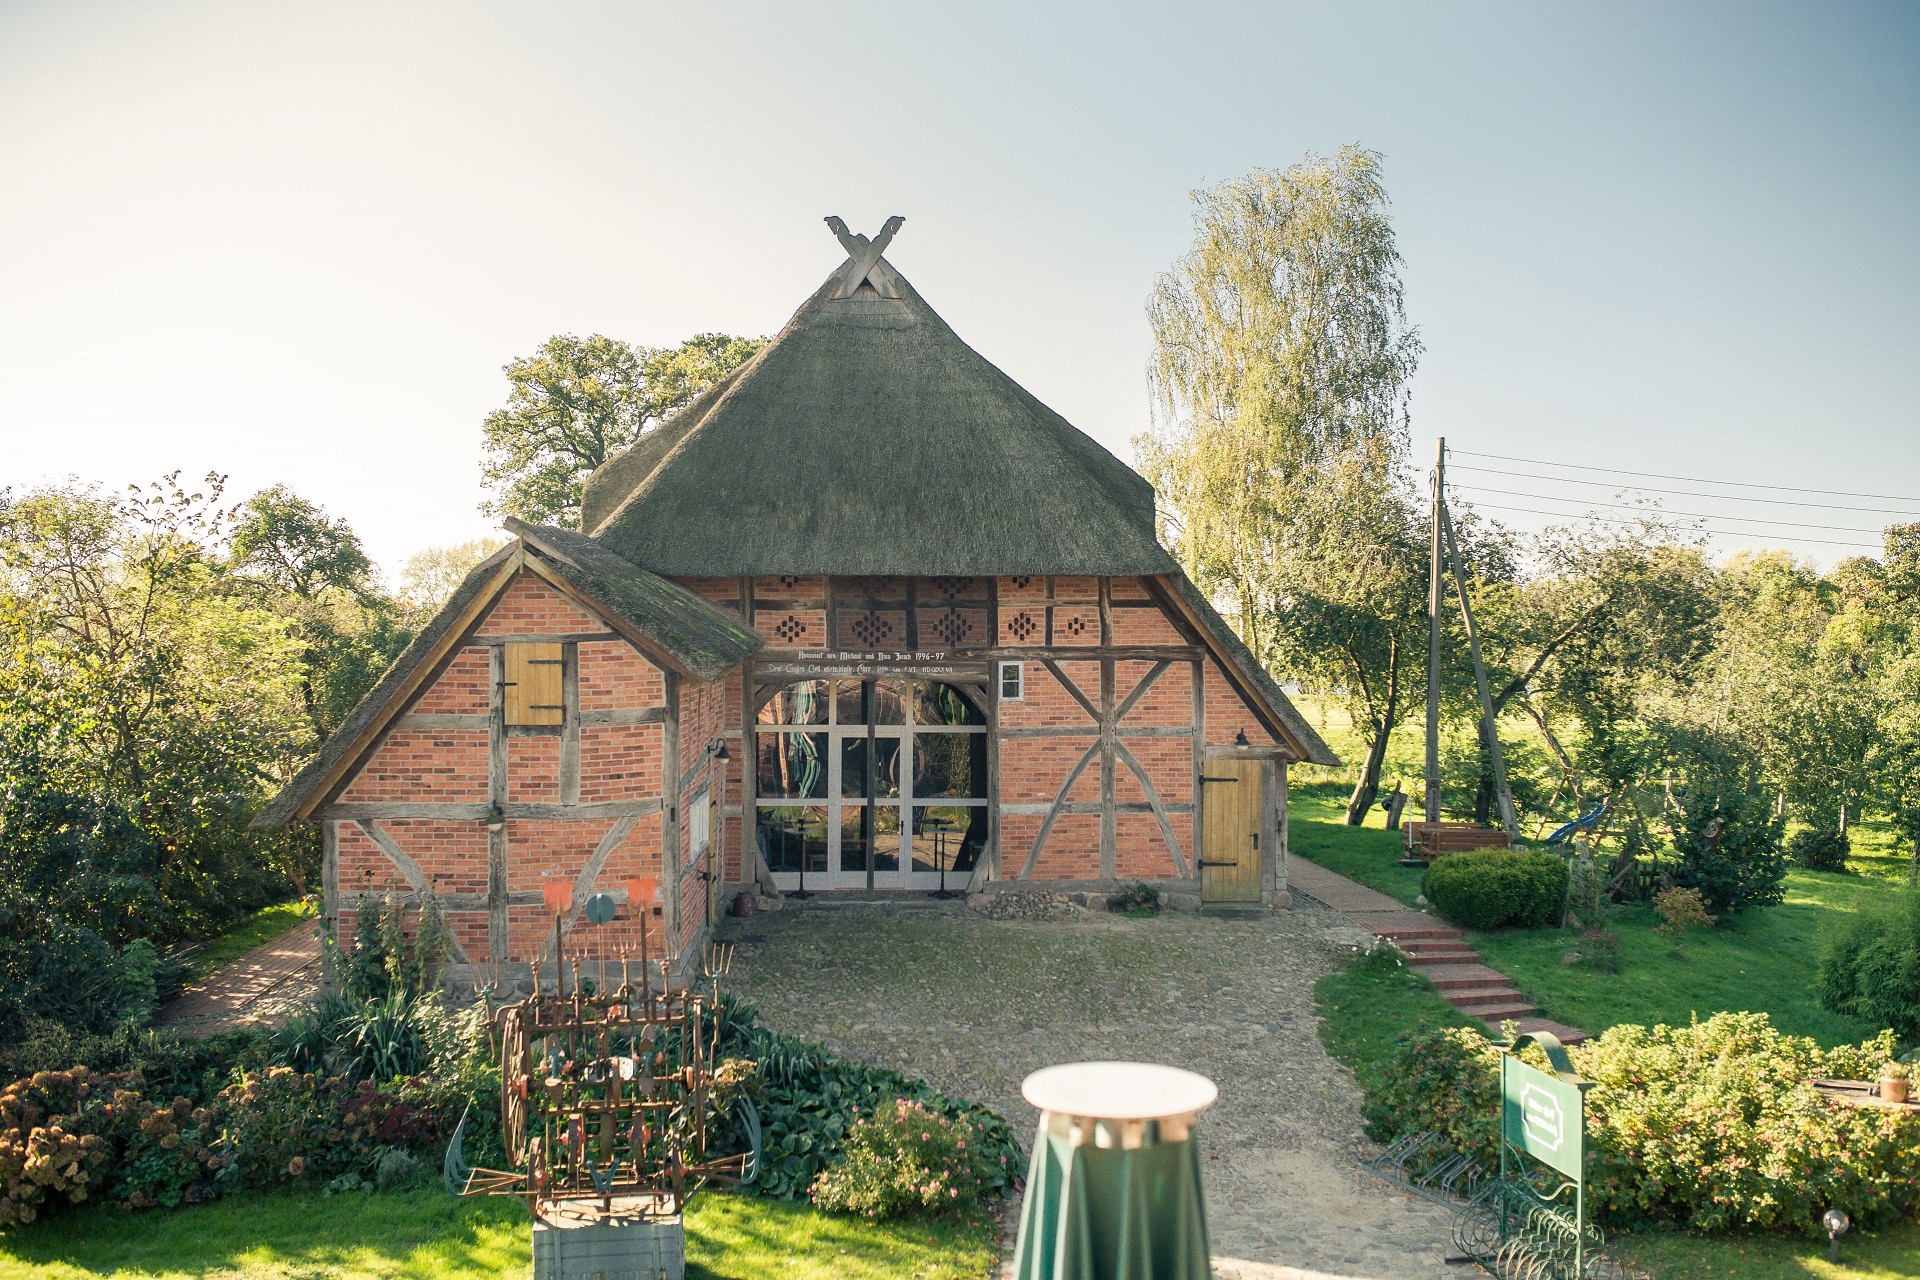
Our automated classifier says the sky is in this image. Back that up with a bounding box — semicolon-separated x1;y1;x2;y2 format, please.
2;0;1916;576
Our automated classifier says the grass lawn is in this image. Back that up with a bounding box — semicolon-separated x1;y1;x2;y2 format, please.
1289;782;1902;1048
188;899;317;979
0;1184;996;1280
1312;946;1478;1091
1610;1224;1920;1280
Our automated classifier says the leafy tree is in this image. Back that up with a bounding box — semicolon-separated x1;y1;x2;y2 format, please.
0;476;319;1038
1262;445;1432;821
1846;525;1920;875
397;538;508;613
1138;148;1423;820
480;331;765;527
230;485;408;741
1660;726;1787;916
230;485;371;600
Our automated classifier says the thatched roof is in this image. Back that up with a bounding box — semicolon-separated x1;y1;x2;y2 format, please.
255;533;759;827
501;520;760;682
583;264;1179;577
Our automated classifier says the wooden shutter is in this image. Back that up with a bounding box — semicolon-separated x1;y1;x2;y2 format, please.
504;642;565;726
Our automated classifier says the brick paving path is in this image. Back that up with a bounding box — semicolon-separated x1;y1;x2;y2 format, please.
1285;859;1587;1044
152;920;323;1037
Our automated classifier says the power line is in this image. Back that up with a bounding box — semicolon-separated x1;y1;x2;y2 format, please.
1449;464;1920;517
1451;483;1890;534
1466;501;1883;550
1450;449;1920;505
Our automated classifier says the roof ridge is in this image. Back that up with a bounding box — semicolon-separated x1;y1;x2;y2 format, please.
585;243;1176;577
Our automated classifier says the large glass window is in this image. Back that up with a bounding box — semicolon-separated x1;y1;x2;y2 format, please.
756;679;987;889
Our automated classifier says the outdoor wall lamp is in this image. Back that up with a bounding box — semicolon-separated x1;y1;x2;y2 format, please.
1824;1209;1850;1262
484;802;506;832
706;738;731;761
1235;730;1249;746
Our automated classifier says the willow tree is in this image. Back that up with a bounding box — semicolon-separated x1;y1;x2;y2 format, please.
1138;147;1424;823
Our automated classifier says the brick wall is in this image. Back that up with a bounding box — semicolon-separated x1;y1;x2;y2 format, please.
474;574;601;636
340;728;487;802
324;564;694;973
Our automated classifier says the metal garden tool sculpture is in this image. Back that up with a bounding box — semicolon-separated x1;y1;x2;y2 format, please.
445;878;758;1223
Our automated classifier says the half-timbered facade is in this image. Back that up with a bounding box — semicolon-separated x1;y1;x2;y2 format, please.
262;219;1337;983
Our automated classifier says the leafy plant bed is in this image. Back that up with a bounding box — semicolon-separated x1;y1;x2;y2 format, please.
0;1183;996;1280
1315;950;1920;1280
711;995;1021;1207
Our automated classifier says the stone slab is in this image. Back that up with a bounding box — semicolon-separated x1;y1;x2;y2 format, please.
533;1203;684;1280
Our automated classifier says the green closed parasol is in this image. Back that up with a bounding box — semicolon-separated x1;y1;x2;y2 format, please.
1011;1062;1217;1280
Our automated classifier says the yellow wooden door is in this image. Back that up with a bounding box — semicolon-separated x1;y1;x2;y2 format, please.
1199;758;1262;902
503;643;565;726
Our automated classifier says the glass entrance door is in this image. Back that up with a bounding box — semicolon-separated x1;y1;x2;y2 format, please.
757;678;986;891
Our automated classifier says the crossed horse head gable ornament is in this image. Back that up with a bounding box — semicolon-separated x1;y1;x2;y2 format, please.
824;214;905;300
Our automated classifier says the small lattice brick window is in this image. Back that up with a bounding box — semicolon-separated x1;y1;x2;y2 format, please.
503;642;565;726
998;661;1024;702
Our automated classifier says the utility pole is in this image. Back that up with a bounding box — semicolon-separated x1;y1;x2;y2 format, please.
1442;504;1519;839
1425;437;1444;822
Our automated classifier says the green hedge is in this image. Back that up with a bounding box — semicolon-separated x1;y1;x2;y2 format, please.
1364;1012;1916;1236
1422;848;1568;930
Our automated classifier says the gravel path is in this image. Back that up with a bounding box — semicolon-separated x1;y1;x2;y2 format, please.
722;899;1466;1280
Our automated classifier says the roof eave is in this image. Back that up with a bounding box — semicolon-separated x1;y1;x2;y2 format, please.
1151;572;1342;768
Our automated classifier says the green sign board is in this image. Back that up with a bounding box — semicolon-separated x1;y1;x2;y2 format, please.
1501;1053;1584;1182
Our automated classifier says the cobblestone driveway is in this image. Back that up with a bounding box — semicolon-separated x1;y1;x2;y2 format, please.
722;899;1465;1280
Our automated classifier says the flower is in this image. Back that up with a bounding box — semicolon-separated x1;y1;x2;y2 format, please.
287;1156;306;1177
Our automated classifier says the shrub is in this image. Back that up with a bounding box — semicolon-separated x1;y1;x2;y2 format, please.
1422;848;1569;931
1787;827;1850;873
1105;883;1160;915
110;1089;226;1211
1563;849;1607;930
1564;927;1620;973
1665;740;1786;916
1818;885;1920;1041
0;1021;267;1103
1652;886;1716;938
811;1097;997;1220
0;1069;111;1226
1366;1011;1919;1236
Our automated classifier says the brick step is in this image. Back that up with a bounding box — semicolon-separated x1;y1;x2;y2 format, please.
1420;964;1514;992
1448;988;1528;1011
1400;942;1478;962
1511;1017;1591;1046
1455;998;1538;1022
1368;924;1463;942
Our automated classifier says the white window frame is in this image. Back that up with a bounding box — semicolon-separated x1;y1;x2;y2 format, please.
689;788;711;858
998;660;1024;702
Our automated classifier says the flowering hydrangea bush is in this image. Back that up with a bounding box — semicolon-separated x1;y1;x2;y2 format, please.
1365;1011;1919;1236
0;1070;109;1226
810;1097;1002;1220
